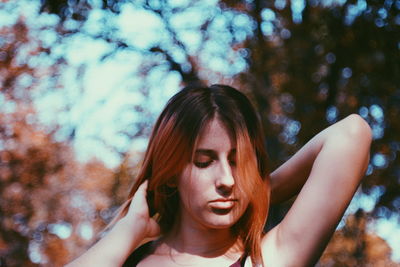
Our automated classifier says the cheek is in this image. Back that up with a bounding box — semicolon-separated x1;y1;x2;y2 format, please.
178;168;210;202
178;168;196;201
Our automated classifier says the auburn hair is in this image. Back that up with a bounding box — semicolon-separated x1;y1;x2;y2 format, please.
112;84;270;265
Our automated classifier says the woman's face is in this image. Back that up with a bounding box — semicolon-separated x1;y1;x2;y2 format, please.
177;118;249;231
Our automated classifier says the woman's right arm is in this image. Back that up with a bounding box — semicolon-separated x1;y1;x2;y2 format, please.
66;181;160;267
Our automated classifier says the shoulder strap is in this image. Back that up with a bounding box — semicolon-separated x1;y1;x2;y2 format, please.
122;242;153;267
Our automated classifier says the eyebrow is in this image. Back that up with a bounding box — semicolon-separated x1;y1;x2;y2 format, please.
194;149;236;155
194;149;215;156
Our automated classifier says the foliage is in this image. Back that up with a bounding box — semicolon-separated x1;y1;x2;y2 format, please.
319;211;397;266
1;0;399;265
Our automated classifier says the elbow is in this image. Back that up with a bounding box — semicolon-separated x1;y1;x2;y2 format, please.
344;114;372;175
345;114;372;145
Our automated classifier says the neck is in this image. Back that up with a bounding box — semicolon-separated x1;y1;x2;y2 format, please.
162;213;241;258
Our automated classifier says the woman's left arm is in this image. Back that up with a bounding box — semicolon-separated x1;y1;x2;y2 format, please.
262;114;372;266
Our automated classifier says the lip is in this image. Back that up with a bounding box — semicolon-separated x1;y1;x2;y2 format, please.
209;199;237;209
210;198;237;202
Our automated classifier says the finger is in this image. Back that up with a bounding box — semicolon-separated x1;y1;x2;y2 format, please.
129;180;149;210
134;181;148;201
138;180;148;193
147;219;161;238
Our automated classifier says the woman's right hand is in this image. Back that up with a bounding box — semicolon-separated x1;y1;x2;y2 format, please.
124;180;161;240
66;181;161;267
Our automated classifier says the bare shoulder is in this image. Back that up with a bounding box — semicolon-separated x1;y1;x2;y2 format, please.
261;226;295;267
260;223;322;267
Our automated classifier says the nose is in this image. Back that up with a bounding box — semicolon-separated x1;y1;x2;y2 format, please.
216;159;235;196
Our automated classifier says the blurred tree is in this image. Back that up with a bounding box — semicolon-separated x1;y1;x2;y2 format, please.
1;0;399;265
319;211;398;266
0;107;125;266
37;0;400;208
0;8;133;266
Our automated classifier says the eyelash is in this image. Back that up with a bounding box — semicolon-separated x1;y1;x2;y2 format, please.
194;160;236;168
194;161;212;168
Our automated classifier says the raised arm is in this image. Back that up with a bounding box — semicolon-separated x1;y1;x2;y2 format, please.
66;181;160;267
262;114;372;266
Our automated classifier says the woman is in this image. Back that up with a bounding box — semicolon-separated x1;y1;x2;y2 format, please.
67;84;372;267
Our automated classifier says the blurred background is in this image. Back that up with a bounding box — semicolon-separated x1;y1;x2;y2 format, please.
0;0;399;266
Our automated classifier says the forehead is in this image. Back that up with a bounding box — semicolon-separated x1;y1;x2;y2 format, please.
195;118;235;150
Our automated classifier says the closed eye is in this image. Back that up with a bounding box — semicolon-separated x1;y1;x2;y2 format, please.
194;160;213;168
193;149;215;168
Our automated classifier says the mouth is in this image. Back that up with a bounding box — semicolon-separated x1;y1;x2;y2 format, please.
209;199;237;210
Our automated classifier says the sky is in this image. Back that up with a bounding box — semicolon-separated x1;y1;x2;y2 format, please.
2;0;399;263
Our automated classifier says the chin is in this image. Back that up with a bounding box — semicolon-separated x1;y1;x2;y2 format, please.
203;214;240;230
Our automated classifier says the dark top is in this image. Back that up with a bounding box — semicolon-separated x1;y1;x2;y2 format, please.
122;242;248;267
